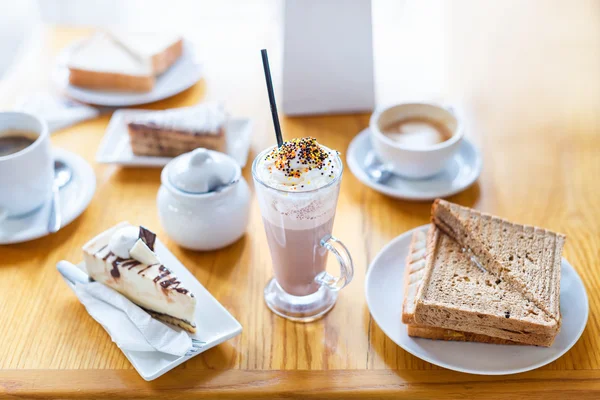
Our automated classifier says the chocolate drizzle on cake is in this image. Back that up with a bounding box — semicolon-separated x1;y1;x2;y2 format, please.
158;278;187;294
153;265;171;283
160;277;178;288
137;264;156;275
122;259;141;270
110;256;126;278
93;237;193;296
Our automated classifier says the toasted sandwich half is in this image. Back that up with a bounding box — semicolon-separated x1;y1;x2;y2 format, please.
407;226;559;346
431;199;565;324
108;31;183;75
68;33;155;92
403;229;519;345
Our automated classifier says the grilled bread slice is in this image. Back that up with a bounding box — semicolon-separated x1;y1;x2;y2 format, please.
403;228;520;345
68;33;155;92
109;31;183;75
411;226;559;346
431;199;564;323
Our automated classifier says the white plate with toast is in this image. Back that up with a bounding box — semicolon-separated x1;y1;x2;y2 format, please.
365;224;589;375
53;39;202;107
96;109;253;168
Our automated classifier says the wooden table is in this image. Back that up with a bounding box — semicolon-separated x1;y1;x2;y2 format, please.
1;1;599;398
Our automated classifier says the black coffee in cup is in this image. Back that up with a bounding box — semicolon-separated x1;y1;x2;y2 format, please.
0;131;37;157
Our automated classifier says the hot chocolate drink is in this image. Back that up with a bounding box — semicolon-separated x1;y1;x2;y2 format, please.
262;217;334;296
252;137;354;321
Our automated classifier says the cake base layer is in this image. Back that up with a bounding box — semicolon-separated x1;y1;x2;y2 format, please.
128;124;226;157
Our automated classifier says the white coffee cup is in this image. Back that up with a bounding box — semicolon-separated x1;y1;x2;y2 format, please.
369;103;463;179
0;112;53;219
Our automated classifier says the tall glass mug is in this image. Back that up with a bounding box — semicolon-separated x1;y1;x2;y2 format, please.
252;143;354;322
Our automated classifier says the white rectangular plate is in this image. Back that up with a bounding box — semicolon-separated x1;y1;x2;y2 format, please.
96;109;252;167
64;239;242;381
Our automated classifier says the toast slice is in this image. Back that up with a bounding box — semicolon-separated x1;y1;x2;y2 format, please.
403;229;519;345
109;31;183;75
412;226;559;346
407;324;520;344
68;33;155;92
431;199;565;323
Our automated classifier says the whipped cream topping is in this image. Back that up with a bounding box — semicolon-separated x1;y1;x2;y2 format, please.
108;226;139;258
108;226;160;265
255;138;341;192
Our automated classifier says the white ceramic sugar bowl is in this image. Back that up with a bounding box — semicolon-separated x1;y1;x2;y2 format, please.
157;148;250;251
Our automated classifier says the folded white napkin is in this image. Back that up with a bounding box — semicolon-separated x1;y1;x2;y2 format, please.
58;261;192;357
14;92;100;133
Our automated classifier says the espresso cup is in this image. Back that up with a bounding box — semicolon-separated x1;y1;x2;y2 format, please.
0;112;53;220
369;103;463;179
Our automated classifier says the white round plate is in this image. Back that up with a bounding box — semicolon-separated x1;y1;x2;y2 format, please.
53;39;202;107
365;224;589;375
347;129;482;201
0;148;96;244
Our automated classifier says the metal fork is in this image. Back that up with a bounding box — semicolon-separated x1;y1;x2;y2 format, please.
185;339;206;357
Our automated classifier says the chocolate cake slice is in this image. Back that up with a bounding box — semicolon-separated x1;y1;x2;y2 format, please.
127;103;227;157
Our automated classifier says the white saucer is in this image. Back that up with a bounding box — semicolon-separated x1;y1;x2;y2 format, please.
96;109;253;168
63;238;242;381
53;39;203;107
0;148;96;244
365;224;589;375
347;129;482;200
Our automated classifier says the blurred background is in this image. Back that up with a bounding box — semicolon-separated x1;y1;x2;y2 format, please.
0;0;447;107
0;0;597;121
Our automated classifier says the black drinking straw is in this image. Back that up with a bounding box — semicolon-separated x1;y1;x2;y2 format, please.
261;49;283;147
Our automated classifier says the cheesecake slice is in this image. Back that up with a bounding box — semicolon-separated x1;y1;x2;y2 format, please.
127;103;227;157
83;222;197;333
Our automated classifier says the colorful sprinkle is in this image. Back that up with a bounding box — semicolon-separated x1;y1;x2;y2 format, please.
264;137;333;178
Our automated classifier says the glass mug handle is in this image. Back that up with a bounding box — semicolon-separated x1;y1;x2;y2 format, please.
315;234;354;291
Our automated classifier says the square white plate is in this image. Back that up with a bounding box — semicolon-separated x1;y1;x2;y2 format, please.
96;109;253;168
64;239;242;381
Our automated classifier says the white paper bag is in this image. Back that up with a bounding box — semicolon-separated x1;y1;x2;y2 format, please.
282;0;375;116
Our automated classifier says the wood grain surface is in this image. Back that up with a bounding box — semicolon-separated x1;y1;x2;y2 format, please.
1;1;599;398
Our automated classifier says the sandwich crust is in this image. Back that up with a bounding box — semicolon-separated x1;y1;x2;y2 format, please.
407;324;520;345
69;68;155;92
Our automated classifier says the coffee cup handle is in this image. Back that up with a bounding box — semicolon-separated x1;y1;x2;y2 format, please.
315;235;354;292
0;208;8;224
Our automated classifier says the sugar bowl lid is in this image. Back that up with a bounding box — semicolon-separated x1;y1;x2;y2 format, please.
166;148;239;194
